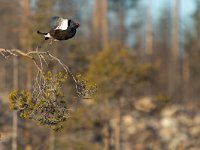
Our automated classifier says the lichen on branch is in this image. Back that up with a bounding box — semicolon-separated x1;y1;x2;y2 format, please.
0;47;96;131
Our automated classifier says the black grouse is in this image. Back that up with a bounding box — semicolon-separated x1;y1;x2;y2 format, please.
37;16;80;41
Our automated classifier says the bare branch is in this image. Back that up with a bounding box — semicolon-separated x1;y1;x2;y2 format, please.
0;48;75;81
0;47;95;97
4;46;96;130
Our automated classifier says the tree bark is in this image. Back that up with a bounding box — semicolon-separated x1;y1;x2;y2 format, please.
182;55;190;101
145;1;153;55
19;0;32;90
93;0;109;49
169;0;180;98
101;0;109;48
12;57;18;150
117;1;125;46
19;1;33;150
49;131;55;150
115;98;124;150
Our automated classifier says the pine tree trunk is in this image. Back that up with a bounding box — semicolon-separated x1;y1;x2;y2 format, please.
145;1;153;55
93;0;101;48
49;131;55;150
115;98;124;150
169;0;180;99
101;0;109;48
117;1;125;46
0;62;6;92
48;44;58;150
182;55;190;101
93;0;109;49
102;126;109;150
115;108;121;150
19;0;32;90
12;57;18;150
19;1;33;150
12;111;17;150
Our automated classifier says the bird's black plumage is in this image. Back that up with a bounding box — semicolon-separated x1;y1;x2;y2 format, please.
49;28;77;41
37;17;80;41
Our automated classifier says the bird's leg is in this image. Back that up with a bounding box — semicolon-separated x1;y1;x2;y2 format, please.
49;39;53;45
36;45;42;52
47;39;55;46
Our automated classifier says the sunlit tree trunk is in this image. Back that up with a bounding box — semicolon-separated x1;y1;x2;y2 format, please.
12;57;18;150
182;55;190;101
169;0;180;98
12;111;18;150
93;0;109;49
49;131;55;150
102;126;109;150
115;107;121;150
93;0;101;48
0;61;6;91
101;0;109;48
49;45;58;150
145;1;153;55
117;0;125;46
108;123;115;150
115;97;124;150
19;0;32;90
19;1;32;150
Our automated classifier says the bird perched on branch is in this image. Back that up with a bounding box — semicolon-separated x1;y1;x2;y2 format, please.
37;16;80;41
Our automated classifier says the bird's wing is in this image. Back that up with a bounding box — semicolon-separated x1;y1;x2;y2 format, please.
50;16;61;29
50;16;69;30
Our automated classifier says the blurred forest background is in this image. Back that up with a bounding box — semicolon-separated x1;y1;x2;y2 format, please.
0;0;200;150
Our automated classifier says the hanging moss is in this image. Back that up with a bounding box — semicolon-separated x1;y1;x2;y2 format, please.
8;71;69;130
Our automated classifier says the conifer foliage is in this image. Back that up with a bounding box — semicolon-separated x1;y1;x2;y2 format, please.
0;47;96;131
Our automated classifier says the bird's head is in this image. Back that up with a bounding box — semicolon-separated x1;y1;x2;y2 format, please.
69;20;80;29
75;22;80;28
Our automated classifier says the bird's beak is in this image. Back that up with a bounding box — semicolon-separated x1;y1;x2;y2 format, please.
76;22;80;28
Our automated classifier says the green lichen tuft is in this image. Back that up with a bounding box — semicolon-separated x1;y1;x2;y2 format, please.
8;71;71;131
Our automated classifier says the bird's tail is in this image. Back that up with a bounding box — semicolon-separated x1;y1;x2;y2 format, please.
37;30;50;40
37;30;47;35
